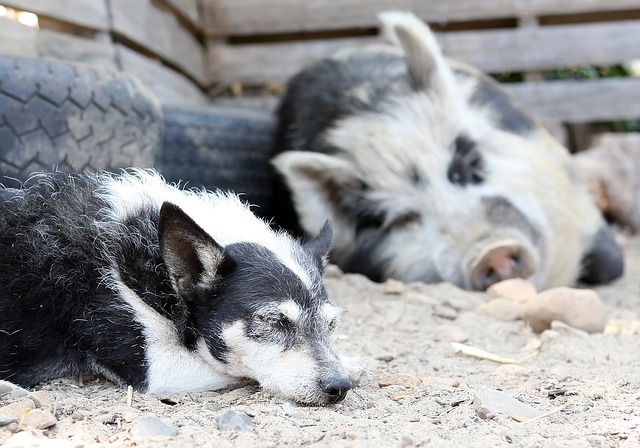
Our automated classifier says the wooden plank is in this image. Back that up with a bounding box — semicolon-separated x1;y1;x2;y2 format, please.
3;0;109;30
0;18;117;69
0;17;38;57
212;79;640;140
211;79;640;128
439;20;640;73
209;20;640;86
210;79;640;126
204;0;640;36
110;0;207;86
210;94;571;145
208;37;374;85
118;44;209;106
37;29;117;70
506;78;640;123
163;0;202;30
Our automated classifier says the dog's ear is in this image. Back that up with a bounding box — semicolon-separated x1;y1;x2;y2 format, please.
303;220;333;269
158;202;234;299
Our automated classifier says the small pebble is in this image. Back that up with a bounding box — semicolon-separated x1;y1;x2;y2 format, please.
437;326;468;343
215;410;254;433
28;391;54;408
522;287;607;333
0;398;36;418
282;402;296;417
378;373;422;388
0;381;29;399
131;417;178;438
487;279;537;302
420;377;460;387
99;414;120;425
0;414;18;426
475;298;522;321
384;279;405;295
405;292;437;305
0;382;13;396
365;342;394;362
474;389;542;421
23;409;57;429
8;387;29;399
347;430;366;439
492;364;529;378
433;304;458;320
521;338;542;352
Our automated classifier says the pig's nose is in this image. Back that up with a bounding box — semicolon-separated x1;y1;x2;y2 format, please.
469;240;534;290
320;375;352;404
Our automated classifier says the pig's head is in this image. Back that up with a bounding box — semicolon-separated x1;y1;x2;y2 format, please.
272;11;623;291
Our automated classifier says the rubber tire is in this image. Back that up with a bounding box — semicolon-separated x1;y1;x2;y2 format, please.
159;105;277;216
0;56;162;185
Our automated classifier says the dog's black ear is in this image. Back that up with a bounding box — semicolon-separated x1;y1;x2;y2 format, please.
303;220;333;269
158;202;234;299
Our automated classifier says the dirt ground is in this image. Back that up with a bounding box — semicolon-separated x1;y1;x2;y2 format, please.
1;232;639;448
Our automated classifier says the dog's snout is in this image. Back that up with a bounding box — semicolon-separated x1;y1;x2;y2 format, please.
320;376;352;404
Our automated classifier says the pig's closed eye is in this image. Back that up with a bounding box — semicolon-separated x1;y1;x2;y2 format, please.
355;209;419;235
389;211;420;229
448;134;485;186
354;209;385;235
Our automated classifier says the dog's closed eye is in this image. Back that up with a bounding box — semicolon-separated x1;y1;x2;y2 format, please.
257;312;294;332
247;311;297;349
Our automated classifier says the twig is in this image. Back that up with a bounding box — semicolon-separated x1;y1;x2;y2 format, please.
521;402;571;424
450;342;537;364
16;409;30;432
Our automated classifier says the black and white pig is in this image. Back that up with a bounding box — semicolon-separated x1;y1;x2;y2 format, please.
0;169;354;405
271;11;623;291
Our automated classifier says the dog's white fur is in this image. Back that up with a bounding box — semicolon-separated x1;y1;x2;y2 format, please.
117;279;235;394
97;170;315;289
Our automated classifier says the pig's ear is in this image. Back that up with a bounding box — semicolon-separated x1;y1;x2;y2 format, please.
378;11;454;93
272;151;356;238
158;202;235;300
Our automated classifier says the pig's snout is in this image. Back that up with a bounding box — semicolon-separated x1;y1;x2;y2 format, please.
469;240;534;290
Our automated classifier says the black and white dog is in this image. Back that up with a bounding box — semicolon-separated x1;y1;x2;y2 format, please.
0;169;353;405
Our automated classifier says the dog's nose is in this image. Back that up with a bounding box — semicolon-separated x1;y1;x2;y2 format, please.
320;376;352;404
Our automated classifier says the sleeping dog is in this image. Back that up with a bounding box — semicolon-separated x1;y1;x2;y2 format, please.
0;169;353;405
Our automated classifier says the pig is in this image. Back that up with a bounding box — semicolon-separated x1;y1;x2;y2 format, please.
270;11;623;291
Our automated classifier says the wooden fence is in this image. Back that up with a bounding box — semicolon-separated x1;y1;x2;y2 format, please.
0;0;209;106
1;0;639;149
204;0;640;149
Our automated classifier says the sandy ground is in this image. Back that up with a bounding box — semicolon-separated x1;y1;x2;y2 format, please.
1;233;639;448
